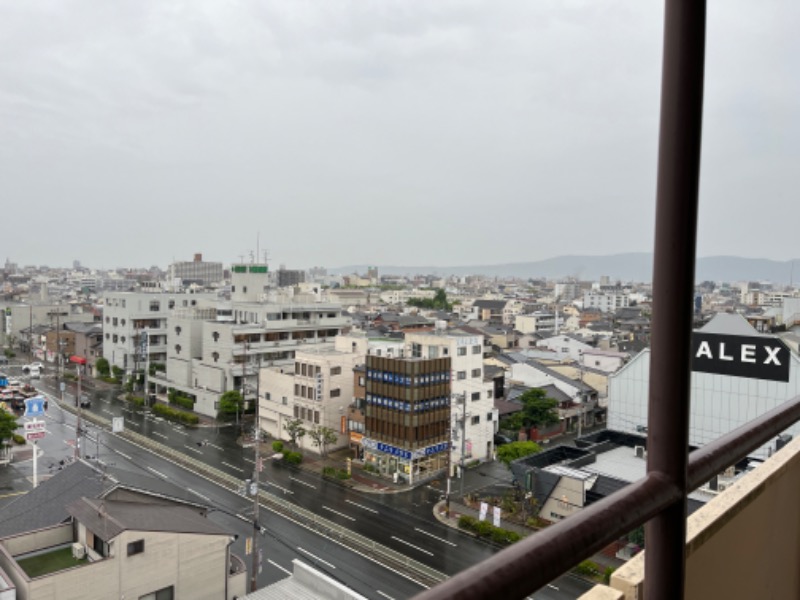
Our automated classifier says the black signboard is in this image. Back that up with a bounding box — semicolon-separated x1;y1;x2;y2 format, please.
691;332;790;382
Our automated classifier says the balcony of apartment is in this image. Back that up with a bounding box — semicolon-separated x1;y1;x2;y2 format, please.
411;4;799;600
0;523;107;596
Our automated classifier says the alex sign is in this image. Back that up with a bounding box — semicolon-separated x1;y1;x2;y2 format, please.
691;333;790;382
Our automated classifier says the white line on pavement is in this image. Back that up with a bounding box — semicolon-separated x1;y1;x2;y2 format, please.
414;528;457;547
184;445;203;455
376;591;395;600
268;559;291;576
322;506;356;522
290;476;316;489
100;408;113;416
547;584;560;591
147;467;168;479
187;488;211;502
115;451;132;460
172;428;188;436
152;431;168;440
242;457;254;464
265;481;294;495
297;547;336;569
222;461;244;473
345;499;377;513
391;536;434;556
207;443;224;451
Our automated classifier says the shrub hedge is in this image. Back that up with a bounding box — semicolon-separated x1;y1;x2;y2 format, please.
457;514;521;546
152;403;199;425
13;434;25;445
272;441;284;453
322;466;351;480
283;451;303;465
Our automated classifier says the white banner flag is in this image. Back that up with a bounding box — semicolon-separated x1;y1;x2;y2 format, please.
493;506;501;527
479;502;488;522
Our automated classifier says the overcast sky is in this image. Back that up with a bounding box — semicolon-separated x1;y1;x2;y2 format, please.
1;1;797;270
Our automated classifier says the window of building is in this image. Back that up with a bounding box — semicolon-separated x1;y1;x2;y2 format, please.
358;376;365;386
487;389;494;399
471;415;480;425
301;363;307;376
105;333;110;340
457;371;466;380
91;533;110;558
149;301;160;312
139;586;174;600
265;392;271;400
457;347;467;356
212;351;219;363
121;336;126;343
168;300;175;309
112;335;118;343
487;412;493;421
472;345;482;354
175;326;181;335
472;368;481;378
121;319;126;326
330;388;341;398
295;363;301;374
314;410;320;424
282;397;288;406
330;366;342;376
294;384;300;396
112;317;118;326
127;539;145;556
471;392;481;401
301;407;307;420
175;344;181;354
212;331;220;342
105;316;109;323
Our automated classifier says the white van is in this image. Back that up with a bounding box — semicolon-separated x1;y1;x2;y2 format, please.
28;366;42;378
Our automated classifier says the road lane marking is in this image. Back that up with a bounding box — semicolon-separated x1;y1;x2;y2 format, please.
187;488;211;502
297;547;336;569
172;428;188;436
414;527;457;547
242;457;254;464
268;559;291;575
290;476;316;489
322;505;355;522
207;443;224;451
152;431;168;440
391;536;434;556
222;461;244;473
0;491;26;500
147;467;168;479
115;451;132;460
376;592;395;600
548;584;560;590
265;481;294;495
100;408;113;416
184;445;203;455
346;499;377;513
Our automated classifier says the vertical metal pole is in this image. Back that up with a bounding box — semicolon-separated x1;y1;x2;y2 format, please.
460;394;467;495
75;366;82;460
33;439;38;488
445;393;454;518
251;353;261;592
645;1;706;599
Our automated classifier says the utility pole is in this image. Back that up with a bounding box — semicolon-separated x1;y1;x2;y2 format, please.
250;353;262;592
445;393;455;519
459;393;467;496
74;364;82;460
55;308;60;380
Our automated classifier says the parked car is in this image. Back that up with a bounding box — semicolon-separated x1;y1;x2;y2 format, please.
494;433;514;446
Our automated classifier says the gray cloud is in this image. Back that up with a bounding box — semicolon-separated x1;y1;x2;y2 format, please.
1;1;797;270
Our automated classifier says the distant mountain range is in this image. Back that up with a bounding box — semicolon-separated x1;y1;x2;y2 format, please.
331;254;800;284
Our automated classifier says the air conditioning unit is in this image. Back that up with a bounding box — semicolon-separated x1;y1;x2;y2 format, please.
634;445;646;458
72;543;86;560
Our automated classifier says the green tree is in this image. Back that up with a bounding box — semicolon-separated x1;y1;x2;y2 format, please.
217;390;243;421
308;425;338;457
111;365;123;382
0;410;20;447
95;357;110;377
283;419;306;447
497;441;542;468
500;388;559;431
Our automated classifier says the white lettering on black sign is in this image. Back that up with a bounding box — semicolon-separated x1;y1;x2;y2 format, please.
691;333;790;382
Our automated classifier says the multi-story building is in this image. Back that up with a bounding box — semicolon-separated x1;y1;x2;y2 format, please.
362;355;452;484
153;263;351;417
405;329;498;468
257;336;364;454
276;268;306;288
167;253;224;287
102;291;216;377
515;312;562;334
583;290;630;313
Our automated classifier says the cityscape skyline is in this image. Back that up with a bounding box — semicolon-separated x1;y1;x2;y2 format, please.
2;1;798;269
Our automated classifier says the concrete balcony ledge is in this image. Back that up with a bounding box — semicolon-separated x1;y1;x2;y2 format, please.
588;435;800;599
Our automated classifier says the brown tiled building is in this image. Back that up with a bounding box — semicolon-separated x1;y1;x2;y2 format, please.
363;355;452;484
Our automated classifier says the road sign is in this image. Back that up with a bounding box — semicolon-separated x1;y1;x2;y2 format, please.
60;382;66;392
24;420;45;434
26;431;46;441
23;396;46;417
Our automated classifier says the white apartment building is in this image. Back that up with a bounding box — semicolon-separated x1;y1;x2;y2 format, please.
102;291;216;376
583;291;630;313
379;288;437;305
503;299;525;326
259;336;364;454
536;334;594;362
515;312;563;334
404;330;498;468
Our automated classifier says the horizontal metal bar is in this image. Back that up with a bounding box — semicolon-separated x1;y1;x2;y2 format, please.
688;395;800;489
412;472;682;600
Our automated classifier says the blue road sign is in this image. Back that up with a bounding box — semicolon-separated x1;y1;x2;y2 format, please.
24;396;46;417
